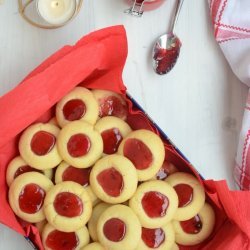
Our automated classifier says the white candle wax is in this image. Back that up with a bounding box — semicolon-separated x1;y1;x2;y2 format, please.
37;0;76;25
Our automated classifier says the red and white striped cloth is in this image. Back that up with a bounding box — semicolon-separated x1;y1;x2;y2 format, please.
209;0;250;190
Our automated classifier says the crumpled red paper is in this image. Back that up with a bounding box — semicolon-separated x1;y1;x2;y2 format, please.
0;25;250;250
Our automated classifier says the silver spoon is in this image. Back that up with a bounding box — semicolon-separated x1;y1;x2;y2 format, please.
152;0;184;75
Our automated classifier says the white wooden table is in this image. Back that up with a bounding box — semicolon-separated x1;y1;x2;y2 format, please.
0;0;248;249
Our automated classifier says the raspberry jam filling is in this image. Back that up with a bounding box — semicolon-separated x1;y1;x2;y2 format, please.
63;99;86;121
19;184;45;214
123;138;153;170
101;128;123;154
174;184;193;207
62;166;91;187
97;167;124;197
99;96;127;119
142;191;169;218
142;228;165;248
31;131;56;156
46;230;79;250
180;215;203;234
67;134;91;157
156;160;177;180
14;165;42;179
53;192;83;217
103;218;126;242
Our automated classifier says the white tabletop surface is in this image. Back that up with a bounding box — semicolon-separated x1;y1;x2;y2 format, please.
0;0;248;249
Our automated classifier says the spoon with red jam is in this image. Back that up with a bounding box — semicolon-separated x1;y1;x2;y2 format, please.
152;0;184;75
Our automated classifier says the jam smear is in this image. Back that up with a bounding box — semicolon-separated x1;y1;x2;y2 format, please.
19;184;45;214
62;166;91;187
54;192;83;217
156;160;178;180
67;134;91;157
101;128;123;154
174;184;193;207
99;96;127;119
103;218;126;242
142;191;169;218
97;167;124;197
63;99;86;121
31;131;56;156
141;227;165;248
180;215;203;234
46;230;79;250
123;138;153;170
14;165;42;179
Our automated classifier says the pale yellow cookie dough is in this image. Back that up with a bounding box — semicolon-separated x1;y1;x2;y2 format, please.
56;87;99;127
57;121;103;168
81;242;106;250
48;117;59;127
118;129;165;181
90;154;138;204
19;123;62;170
44;181;92;232
8;172;53;223
166;172;205;221
97;205;141;250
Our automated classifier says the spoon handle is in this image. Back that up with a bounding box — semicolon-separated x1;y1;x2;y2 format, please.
170;0;184;34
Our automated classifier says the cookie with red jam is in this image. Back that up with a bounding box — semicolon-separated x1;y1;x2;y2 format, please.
8;172;53;223
81;242;106;250
95;116;132;155
97;205;141;250
56;87;99;127
129;180;178;228
136;224;175;250
118;129;165;181
173;203;215;246
42;223;89;250
90;154;138;204
166;172;205;221
92;90;128;120
57;121;103;168
55;161;99;206
19;123;62;170
44;181;92;232
49;117;59;127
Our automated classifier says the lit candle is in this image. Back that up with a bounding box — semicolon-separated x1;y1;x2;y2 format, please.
37;0;76;25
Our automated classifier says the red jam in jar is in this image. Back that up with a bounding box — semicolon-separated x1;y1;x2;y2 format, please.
101;128;123;154
125;0;165;12
19;184;45;214
63;99;86;121
123;138;153;170
174;184;193;207
62;166;91;187
14;165;41;179
31;131;56;156
46;230;79;250
142;227;165;248
180;215;203;234
97;167;124;197
67;134;91;157
142;191;169;218
103;218;126;242
53;192;83;217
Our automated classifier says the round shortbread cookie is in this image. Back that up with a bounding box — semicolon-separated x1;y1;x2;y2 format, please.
81;242;106;250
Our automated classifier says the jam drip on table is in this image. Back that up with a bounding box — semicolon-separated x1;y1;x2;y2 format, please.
46;230;79;250
19;184;45;214
62;166;91;187
103;218;126;242
141;227;165;248
14;165;42;179
99;96;128;119
123;138;153;170
31;131;56;156
180;215;203;234
97;167;124;197
142;191;169;218
101;128;123;154
63;99;86;121
67;134;91;157
53;192;83;217
174;184;193;207
156;160;177;180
